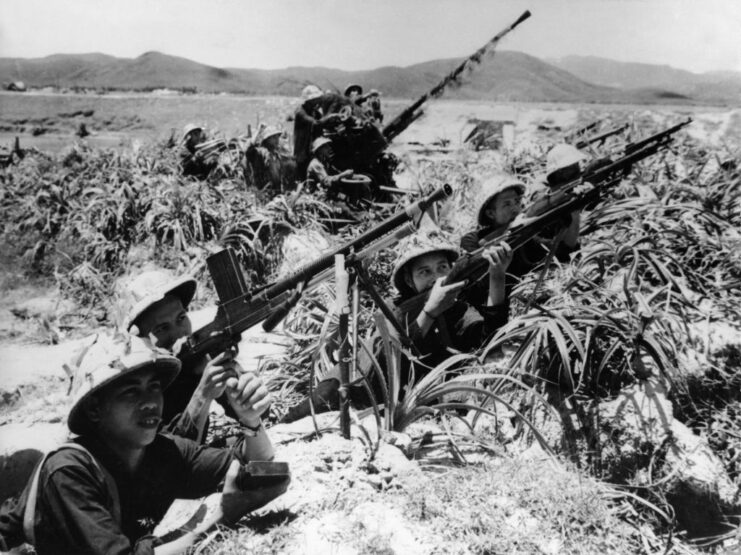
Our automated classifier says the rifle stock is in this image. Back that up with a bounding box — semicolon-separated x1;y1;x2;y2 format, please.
177;185;453;361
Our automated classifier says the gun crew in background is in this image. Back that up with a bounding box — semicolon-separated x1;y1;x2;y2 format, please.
244;125;297;195
307;137;372;207
0;334;288;554
344;84;383;125
179;124;217;180
293;85;344;180
281;229;512;423
123;271;272;445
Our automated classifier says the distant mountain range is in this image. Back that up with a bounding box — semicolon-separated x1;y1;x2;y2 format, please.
1;50;739;105
548;55;741;105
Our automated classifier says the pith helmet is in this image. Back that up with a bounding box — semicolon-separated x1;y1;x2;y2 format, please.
181;123;202;143
344;84;363;97
391;230;459;295
366;89;381;97
546;144;586;178
123;270;197;331
312;137;333;154
261;126;283;144
476;175;526;226
301;85;323;102
67;334;181;435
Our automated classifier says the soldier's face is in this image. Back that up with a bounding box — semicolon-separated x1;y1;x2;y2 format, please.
485;189;522;227
186;130;203;148
86;368;164;451
406;253;452;293
136;296;192;351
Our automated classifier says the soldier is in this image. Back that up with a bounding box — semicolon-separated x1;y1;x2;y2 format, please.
306;137;359;198
123;271;271;444
281;229;512;422
344;84;363;104
293;85;342;179
245;125;297;194
389;229;512;384
0;334;288;554
460;176;525;254
361;89;384;124
525;143;587;255
179;124;216;180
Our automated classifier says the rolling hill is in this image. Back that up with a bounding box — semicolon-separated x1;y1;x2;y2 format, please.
548;55;741;105
1;50;737;105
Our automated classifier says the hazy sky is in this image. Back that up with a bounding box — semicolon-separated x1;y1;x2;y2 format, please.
1;0;739;74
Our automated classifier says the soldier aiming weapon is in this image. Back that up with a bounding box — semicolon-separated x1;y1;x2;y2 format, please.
400;119;692;315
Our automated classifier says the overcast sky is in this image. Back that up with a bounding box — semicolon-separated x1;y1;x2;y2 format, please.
1;0;739;74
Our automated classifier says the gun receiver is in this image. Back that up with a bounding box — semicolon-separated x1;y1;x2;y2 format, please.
177;185;454;363
382;10;531;143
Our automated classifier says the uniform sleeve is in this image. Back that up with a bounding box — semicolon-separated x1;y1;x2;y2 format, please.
307;159;333;190
168;435;236;499
37;463;155;555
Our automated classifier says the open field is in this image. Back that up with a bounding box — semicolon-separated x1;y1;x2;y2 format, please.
1;91;739;154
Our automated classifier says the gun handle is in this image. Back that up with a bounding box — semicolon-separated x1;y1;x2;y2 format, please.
262;291;302;332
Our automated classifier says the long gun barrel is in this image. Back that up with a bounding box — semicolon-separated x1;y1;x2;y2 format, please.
574;124;629;149
625;118;692;155
382;10;531;143
528;119;692;218
397;120;693;315
177;185;453;362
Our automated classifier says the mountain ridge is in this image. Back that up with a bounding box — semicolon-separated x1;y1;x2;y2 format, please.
1;50;738;105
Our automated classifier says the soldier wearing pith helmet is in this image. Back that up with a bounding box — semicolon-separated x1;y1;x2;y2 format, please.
122;270;272;444
460;174;526;254
0;333;288;554
388;229;513;388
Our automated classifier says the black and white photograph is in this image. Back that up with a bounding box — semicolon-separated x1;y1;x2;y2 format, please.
0;1;740;553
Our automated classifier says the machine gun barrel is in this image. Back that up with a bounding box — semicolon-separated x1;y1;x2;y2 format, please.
574;124;629;149
382;10;531;143
625;118;692;154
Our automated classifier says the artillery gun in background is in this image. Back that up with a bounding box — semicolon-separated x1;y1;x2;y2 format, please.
304;10;532;200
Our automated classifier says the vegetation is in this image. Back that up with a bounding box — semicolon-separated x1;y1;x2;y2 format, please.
2;106;740;551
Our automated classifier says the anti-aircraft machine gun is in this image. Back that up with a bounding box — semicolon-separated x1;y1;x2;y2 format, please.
308;11;532;199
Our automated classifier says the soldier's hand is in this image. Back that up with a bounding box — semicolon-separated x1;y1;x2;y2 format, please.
423;278;465;318
339;169;354;178
220;460;290;524
197;350;238;401
225;370;272;427
483;241;513;279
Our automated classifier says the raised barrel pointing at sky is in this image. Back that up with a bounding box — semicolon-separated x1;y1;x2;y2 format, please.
382;9;532;143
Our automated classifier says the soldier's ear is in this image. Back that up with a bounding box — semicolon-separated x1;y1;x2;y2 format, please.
403;269;415;290
83;396;102;425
